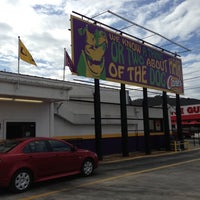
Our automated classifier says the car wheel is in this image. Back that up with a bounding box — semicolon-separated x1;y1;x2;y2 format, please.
81;159;94;176
10;169;32;193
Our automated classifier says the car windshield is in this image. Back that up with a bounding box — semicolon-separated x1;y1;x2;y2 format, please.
0;140;21;153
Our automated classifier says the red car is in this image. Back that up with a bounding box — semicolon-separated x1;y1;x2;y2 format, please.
0;137;98;193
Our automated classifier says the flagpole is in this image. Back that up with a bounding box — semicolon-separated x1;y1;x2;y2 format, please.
17;36;21;74
63;48;66;81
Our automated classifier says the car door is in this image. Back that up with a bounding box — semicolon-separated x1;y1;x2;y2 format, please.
48;140;81;174
23;140;60;178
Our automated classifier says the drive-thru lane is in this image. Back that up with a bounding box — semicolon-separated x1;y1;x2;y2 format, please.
1;149;200;200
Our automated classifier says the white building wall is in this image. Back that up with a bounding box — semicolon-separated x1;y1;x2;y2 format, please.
0;71;166;140
67;81;121;104
53;97;147;138
0;101;50;139
149;107;163;118
54;115;95;137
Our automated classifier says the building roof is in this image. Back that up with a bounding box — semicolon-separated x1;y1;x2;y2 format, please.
0;71;71;102
131;95;200;107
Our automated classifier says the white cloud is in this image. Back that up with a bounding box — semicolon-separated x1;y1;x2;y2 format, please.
145;0;200;42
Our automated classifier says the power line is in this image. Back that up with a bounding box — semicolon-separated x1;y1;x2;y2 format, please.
184;70;200;76
184;75;200;81
184;86;200;90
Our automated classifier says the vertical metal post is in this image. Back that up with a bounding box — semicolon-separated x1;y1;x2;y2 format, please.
18;36;20;74
94;79;103;160
162;91;170;151
49;102;54;138
120;84;129;157
143;88;151;154
176;94;184;150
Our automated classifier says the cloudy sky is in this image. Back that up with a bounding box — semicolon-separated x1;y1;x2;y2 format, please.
0;0;199;100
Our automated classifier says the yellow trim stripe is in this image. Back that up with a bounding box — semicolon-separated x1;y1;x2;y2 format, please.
54;132;166;140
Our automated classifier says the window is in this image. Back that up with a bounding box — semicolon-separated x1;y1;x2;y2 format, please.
0;140;21;153
149;118;163;132
48;140;71;152
23;140;48;153
6;122;35;139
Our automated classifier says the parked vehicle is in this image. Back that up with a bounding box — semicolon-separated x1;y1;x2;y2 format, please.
0;137;98;193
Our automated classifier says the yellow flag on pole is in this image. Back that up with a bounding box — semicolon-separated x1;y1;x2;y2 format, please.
19;39;37;66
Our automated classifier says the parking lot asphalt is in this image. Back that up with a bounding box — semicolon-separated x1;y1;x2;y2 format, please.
1;141;200;200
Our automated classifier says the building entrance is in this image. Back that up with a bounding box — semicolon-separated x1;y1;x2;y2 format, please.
6;122;35;139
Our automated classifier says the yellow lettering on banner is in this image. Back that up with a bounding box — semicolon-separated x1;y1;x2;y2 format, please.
146;58;167;72
118;65;125;79
122;38;141;54
109;62;118;78
169;58;182;78
109;33;120;43
108;62;125;79
127;66;147;84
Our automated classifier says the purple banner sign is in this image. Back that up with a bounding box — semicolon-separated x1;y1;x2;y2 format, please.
71;15;184;94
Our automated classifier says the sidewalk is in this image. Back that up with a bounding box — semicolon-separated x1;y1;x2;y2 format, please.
100;139;200;164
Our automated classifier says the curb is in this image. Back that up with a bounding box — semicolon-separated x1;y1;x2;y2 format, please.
100;147;200;164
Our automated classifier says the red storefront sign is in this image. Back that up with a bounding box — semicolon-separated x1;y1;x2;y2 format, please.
171;104;200;125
